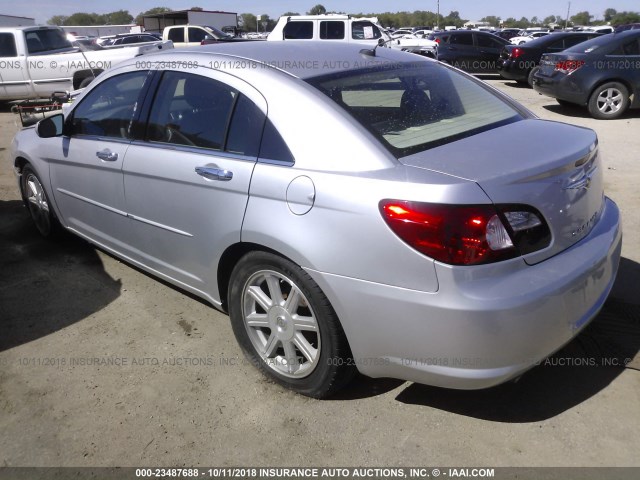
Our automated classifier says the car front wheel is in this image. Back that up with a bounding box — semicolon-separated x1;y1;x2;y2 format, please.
21;164;61;237
228;251;355;398
588;82;629;119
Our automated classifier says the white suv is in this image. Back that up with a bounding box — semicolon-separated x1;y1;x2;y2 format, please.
268;15;387;45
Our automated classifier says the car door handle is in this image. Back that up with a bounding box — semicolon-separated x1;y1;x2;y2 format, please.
96;149;118;162
195;166;233;181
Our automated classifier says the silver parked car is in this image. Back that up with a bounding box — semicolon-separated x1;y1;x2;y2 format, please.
11;42;622;398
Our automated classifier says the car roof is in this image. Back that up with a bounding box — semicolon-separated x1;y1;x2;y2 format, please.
524;31;602;43
163;41;425;79
0;25;62;32
278;14;354;21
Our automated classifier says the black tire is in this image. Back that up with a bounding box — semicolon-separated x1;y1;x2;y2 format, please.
78;76;94;89
228;251;355;398
21;164;61;238
587;82;629;120
527;66;540;87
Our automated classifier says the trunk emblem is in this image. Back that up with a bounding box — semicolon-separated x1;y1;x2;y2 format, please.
563;169;596;191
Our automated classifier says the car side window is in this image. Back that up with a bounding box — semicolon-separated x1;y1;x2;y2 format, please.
259;119;295;164
188;28;207;43
547;39;566;51
320;21;345;40
69;71;150;139
476;34;501;48
226;95;266;157
352;21;382;40
147;71;242;152
450;34;473;46
563;36;588;48
0;33;17;56
623;39;640;55
168;28;184;43
283;21;313;40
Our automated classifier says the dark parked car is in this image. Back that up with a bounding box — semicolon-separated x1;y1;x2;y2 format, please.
494;29;521;41
498;32;602;86
97;33;162;47
533;30;640;119
428;30;510;72
199;26;254;44
614;23;640;33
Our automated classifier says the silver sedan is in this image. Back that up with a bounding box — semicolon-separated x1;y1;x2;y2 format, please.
11;42;622;398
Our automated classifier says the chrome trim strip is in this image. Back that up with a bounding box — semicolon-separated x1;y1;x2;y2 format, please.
57;188;193;237
57;188;127;216
33;78;72;85
0;80;30;86
126;214;193;237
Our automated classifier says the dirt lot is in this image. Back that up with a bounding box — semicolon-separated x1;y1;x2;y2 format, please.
0;77;639;469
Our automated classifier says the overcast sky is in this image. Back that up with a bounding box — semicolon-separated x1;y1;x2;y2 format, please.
4;1;638;24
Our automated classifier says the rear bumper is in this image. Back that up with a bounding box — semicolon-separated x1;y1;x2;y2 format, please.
309;197;622;389
497;59;528;82
532;72;590;105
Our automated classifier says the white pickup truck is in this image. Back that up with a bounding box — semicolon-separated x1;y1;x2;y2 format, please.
0;25;172;101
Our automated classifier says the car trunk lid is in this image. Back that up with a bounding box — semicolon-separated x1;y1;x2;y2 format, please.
399;119;603;265
537;52;588;77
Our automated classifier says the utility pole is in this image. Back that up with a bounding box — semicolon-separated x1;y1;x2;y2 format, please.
565;2;571;30
437;0;440;30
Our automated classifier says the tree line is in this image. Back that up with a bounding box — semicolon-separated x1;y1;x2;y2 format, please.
47;4;640;30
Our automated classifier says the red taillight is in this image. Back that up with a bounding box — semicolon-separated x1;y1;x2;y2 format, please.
434;38;441;44
554;59;585;74
379;201;518;266
510;47;523;59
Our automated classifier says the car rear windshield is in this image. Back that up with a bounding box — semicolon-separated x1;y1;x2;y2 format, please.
564;34;614;53
307;62;522;157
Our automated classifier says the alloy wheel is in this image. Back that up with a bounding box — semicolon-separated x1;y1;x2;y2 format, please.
241;270;321;378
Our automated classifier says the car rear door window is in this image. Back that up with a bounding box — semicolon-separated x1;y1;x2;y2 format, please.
0;33;17;56
320;21;345;40
283;21;313;39
146;71;265;157
147;71;237;150
623;39;640;55
450;33;473;46
188;27;207;43
476;34;503;49
352;21;382;40
168;28;185;43
69;71;150;138
546;38;566;51
563;35;590;49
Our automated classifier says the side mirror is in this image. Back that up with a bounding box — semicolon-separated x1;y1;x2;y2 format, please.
377;38;385;46
36;113;64;138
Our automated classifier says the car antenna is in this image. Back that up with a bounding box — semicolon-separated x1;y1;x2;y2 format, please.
73;37;97;85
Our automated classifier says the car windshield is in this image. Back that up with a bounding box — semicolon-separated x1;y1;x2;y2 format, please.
564;34;613;53
307;62;522;157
